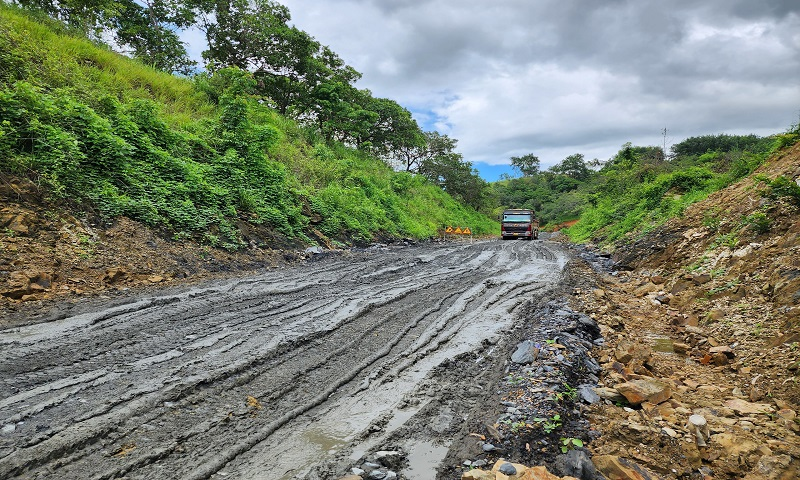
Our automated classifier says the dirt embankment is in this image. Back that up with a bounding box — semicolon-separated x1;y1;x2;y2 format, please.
0;175;306;327
572;145;800;479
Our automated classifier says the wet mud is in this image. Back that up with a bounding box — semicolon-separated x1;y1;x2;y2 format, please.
0;239;570;479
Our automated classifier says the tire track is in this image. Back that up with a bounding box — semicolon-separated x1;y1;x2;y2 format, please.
0;240;568;479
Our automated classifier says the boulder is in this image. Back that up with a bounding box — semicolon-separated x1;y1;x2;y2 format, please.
592;455;656;480
511;340;540;364
614;378;672;405
461;470;494;480
724;398;775;415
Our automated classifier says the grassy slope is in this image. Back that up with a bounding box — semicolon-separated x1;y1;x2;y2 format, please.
0;5;496;249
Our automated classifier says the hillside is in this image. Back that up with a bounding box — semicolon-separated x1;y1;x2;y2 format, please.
572;143;800;479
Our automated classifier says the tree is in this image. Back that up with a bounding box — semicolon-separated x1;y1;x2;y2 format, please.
394;131;458;173
194;0;360;118
550;153;590;181
114;0;197;74
510;153;540;177
15;0;120;38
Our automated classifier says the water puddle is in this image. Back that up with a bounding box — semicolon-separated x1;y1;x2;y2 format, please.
647;334;675;353
301;427;349;455
403;439;450;480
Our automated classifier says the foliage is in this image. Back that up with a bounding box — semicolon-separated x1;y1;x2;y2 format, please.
533;414;562;433
0;6;498;250
510;153;540;177
492;125;790;244
756;175;800;206
560;437;584;453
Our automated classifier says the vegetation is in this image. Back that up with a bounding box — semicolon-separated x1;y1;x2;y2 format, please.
492;126;796;245
0;3;496;249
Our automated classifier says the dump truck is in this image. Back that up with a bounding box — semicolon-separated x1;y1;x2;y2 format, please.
500;209;539;240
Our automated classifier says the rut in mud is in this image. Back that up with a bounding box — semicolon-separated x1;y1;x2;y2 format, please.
0;239;569;479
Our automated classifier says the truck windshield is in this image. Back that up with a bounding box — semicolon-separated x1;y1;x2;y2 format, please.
503;214;531;222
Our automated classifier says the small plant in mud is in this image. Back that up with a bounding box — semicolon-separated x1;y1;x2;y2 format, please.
506;373;527;386
710;232;739;250
501;419;529;433
551;383;578;403
741;211;772;234
705;279;740;297
702;210;722;232
684;255;709;272
533;414;562;433
559;437;584;453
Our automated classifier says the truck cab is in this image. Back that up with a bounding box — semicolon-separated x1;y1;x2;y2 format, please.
501;209;539;240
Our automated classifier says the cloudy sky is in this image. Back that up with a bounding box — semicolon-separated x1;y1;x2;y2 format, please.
263;1;799;179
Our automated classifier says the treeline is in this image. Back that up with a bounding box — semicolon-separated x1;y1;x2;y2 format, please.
5;0;492;212
493;131;798;243
0;4;497;248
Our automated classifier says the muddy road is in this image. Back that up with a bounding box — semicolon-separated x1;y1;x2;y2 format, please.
0;239;570;479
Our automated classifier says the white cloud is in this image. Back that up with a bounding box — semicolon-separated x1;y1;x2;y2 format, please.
277;0;800;169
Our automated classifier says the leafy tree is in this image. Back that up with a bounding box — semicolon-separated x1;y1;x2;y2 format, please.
394;131;457;173
510;153;540;176
13;0;119;38
194;0;360;118
550;153;590;181
113;0;196;74
420;154;491;211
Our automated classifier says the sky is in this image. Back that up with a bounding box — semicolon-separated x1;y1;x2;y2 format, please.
190;1;800;181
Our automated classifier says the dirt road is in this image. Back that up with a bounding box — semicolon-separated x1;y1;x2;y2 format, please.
0;239;569;479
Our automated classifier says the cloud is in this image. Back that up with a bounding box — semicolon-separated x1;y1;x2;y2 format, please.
280;0;800;167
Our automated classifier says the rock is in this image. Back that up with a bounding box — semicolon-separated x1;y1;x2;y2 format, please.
724;398;775;415
614;343;652;365
614;378;672;405
461;470;494;480
511;340;540;364
692;274;711;285
2;424;15;434
711;432;759;459
103;266;129;284
521;466;562;479
482;443;498;452
747;454;800;480
498;462;517;475
592;455;656;480
0;211;32;235
594;387;627;403
369;451;403;470
492;460;528;477
304;246;324;255
578;385;601;404
2;271;31;299
367;470;387;479
554;448;597;480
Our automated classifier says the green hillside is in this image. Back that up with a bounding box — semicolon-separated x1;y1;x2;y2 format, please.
0;4;496;250
492;131;799;246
